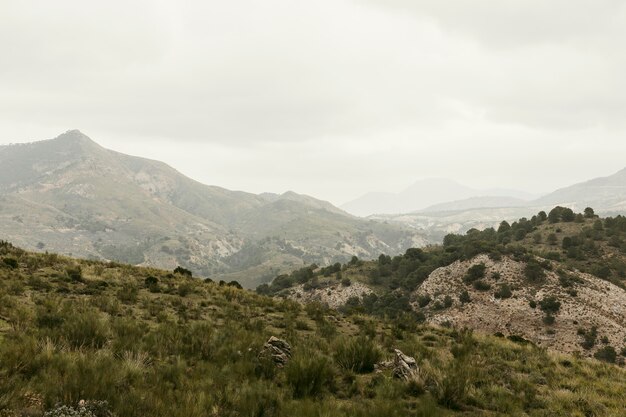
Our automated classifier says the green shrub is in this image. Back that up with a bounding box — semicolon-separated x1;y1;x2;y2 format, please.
2;257;18;269
334;336;381;373
524;259;546;282
61;307;109;349
285;350;334;398
472;280;491;291
459;290;471;304
594;346;617;363
463;263;486;284
494;284;512;299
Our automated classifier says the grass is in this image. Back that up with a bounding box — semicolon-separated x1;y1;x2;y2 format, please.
1;242;626;416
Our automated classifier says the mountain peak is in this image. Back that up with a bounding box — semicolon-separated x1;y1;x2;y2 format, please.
54;129;96;144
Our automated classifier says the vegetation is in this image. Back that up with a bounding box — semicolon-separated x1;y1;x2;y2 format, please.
1;241;626;416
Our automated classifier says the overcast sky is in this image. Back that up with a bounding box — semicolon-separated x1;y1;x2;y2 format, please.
2;0;626;205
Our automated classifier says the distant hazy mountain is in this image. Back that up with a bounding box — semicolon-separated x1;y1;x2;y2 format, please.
341;178;534;216
0;130;424;287
420;196;530;213
535;168;626;213
372;167;626;242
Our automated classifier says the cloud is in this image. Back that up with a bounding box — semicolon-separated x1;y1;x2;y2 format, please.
2;0;626;204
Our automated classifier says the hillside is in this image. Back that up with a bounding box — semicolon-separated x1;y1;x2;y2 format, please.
261;207;626;361
0;130;422;287
2;242;626;416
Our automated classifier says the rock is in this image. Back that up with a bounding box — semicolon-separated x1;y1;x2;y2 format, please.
392;349;419;381
374;360;393;373
259;336;292;367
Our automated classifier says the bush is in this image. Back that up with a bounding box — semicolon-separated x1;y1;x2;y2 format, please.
174;266;192;277
61;307;109;349
594;346;617;363
539;296;561;314
524;259;546;282
416;294;431;308
463;263;486;283
494;283;512;299
459;290;471;304
66;266;83;282
286;350;334;398
334;336;381;373
2;257;18;269
472;280;491;291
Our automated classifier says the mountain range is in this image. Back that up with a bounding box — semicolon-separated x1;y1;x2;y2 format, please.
341;178;536;216
0;130;423;287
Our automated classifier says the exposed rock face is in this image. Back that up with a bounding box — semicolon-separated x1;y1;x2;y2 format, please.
392;349;419;381
285;282;373;309
414;254;626;357
259;336;292;367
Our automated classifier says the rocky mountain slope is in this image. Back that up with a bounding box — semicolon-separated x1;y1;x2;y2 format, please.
263;208;626;360
0;130;423;287
415;254;626;357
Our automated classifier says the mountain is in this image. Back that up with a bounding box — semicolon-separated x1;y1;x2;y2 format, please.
419;195;529;213
535;167;626;213
372;167;626;243
2;241;626;416
0;130;423;287
341;178;533;216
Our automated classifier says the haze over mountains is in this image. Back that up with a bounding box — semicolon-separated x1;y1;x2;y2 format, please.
341;178;537;217
345;168;626;244
0;130;422;287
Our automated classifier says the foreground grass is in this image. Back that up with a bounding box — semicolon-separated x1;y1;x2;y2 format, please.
1;242;625;416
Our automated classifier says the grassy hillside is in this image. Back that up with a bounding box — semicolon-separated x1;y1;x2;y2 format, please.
1;241;626;416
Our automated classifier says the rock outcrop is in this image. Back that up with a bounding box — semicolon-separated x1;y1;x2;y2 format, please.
392;349;419;381
259;336;292;367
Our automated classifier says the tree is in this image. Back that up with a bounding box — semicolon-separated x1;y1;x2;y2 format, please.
537;211;548;222
584;207;595;218
497;221;511;233
524;259;545;282
561;208;575;222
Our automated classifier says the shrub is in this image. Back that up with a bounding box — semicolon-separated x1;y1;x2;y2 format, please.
579;327;598;350
341;277;351;287
472;280;491;291
459;290;471;304
463;263;486;284
594;346;617;363
494;283;512;299
2;257;18;269
539;296;561;314
286;350;334;398
61;307;109;349
416;294;431;308
524;259;546;282
334;336;381;373
66;266;83;282
443;295;453;308
174;266;192;277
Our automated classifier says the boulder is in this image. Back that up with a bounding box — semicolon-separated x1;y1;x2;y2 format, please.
259;336;292;367
392;349;419;381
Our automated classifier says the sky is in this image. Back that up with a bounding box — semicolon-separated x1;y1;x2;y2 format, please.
2;0;626;206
